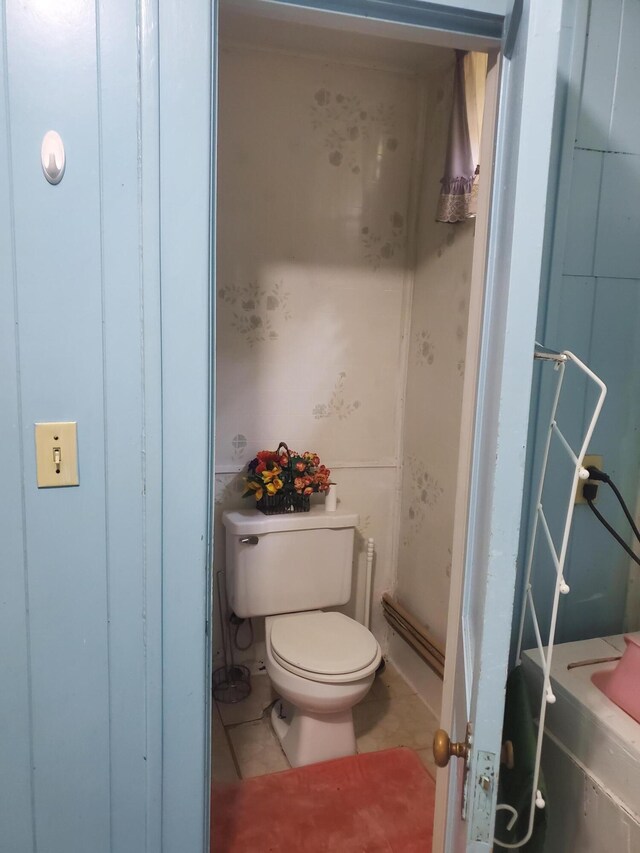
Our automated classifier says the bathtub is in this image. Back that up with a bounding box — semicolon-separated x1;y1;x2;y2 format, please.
522;634;640;852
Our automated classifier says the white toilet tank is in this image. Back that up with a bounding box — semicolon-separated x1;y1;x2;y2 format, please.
222;507;359;618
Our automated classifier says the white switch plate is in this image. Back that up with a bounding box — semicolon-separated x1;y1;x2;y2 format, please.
34;421;79;488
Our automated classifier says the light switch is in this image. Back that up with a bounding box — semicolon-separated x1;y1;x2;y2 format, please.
34;422;79;488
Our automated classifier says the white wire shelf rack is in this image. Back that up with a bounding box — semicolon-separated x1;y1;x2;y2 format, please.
493;347;607;849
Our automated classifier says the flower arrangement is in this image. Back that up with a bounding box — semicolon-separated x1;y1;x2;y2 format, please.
243;443;331;514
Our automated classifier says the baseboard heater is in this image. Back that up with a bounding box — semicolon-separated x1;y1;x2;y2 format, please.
381;593;445;679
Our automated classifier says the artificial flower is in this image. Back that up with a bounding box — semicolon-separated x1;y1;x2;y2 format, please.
244;446;331;505
245;480;263;501
261;465;282;484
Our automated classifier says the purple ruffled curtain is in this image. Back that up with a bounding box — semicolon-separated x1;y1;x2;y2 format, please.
436;50;479;224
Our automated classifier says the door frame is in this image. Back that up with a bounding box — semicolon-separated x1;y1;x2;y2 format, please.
202;1;561;851
158;0;215;849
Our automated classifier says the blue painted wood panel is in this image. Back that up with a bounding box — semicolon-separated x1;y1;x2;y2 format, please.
158;0;213;850
522;277;595;647
594;152;640;279
563;277;640;639
517;0;640;651
5;2;112;848
589;279;640;505
575;0;621;150
242;0;507;33
0;15;34;850
96;1;159;850
563;149;602;277
607;0;640;156
0;0;213;849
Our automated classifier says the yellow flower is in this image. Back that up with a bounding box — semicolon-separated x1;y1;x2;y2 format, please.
261;465;282;484
265;477;283;496
246;480;263;501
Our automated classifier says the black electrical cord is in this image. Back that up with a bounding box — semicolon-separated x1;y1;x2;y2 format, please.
606;479;640;544
587;465;640;544
585;497;640;568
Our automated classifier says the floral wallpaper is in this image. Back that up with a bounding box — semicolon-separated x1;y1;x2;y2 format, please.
396;64;475;649
401;455;445;545
215;44;423;658
309;86;399;174
360;212;407;271
215;43;466;664
216;46;419;472
312;373;361;421
217;280;292;346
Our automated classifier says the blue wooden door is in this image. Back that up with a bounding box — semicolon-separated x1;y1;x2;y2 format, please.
435;1;576;850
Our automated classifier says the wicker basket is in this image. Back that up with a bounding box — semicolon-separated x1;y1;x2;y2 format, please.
256;442;311;515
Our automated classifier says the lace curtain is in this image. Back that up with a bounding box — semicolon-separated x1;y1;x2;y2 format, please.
436;51;487;224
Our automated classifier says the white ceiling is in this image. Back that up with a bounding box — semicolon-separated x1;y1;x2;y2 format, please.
219;2;455;75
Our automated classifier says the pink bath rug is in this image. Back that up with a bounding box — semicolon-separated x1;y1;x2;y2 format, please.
212;746;436;852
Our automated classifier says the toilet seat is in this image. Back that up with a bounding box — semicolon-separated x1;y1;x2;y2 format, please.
270;611;381;684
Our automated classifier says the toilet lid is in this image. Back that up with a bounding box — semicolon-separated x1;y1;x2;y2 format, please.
270;611;379;676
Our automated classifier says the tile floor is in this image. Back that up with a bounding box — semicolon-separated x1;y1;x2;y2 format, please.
212;660;439;783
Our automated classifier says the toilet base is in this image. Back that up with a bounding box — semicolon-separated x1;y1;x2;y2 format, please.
271;699;357;768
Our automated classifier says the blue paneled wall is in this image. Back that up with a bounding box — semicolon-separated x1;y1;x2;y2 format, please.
0;4;162;851
519;0;640;649
0;2;212;851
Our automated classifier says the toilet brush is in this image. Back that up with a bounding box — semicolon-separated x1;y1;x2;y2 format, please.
213;570;251;703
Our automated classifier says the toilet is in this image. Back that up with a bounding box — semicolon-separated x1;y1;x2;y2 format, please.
222;506;381;767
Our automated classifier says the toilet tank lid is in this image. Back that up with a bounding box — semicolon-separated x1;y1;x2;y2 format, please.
222;506;359;534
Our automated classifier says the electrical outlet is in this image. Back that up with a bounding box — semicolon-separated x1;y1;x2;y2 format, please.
575;454;603;504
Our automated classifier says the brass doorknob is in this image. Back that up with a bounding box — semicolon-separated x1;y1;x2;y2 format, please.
433;728;469;767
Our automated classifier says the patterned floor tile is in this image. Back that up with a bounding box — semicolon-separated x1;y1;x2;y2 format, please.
354;693;439;754
362;660;417;704
219;661;439;780
212;704;240;784
227;717;289;778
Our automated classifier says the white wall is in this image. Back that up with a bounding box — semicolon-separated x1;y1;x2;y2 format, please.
214;38;471;686
396;65;475;649
214;43;430;663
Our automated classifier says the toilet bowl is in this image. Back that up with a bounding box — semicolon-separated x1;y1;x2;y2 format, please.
221;506;380;767
265;611;381;767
